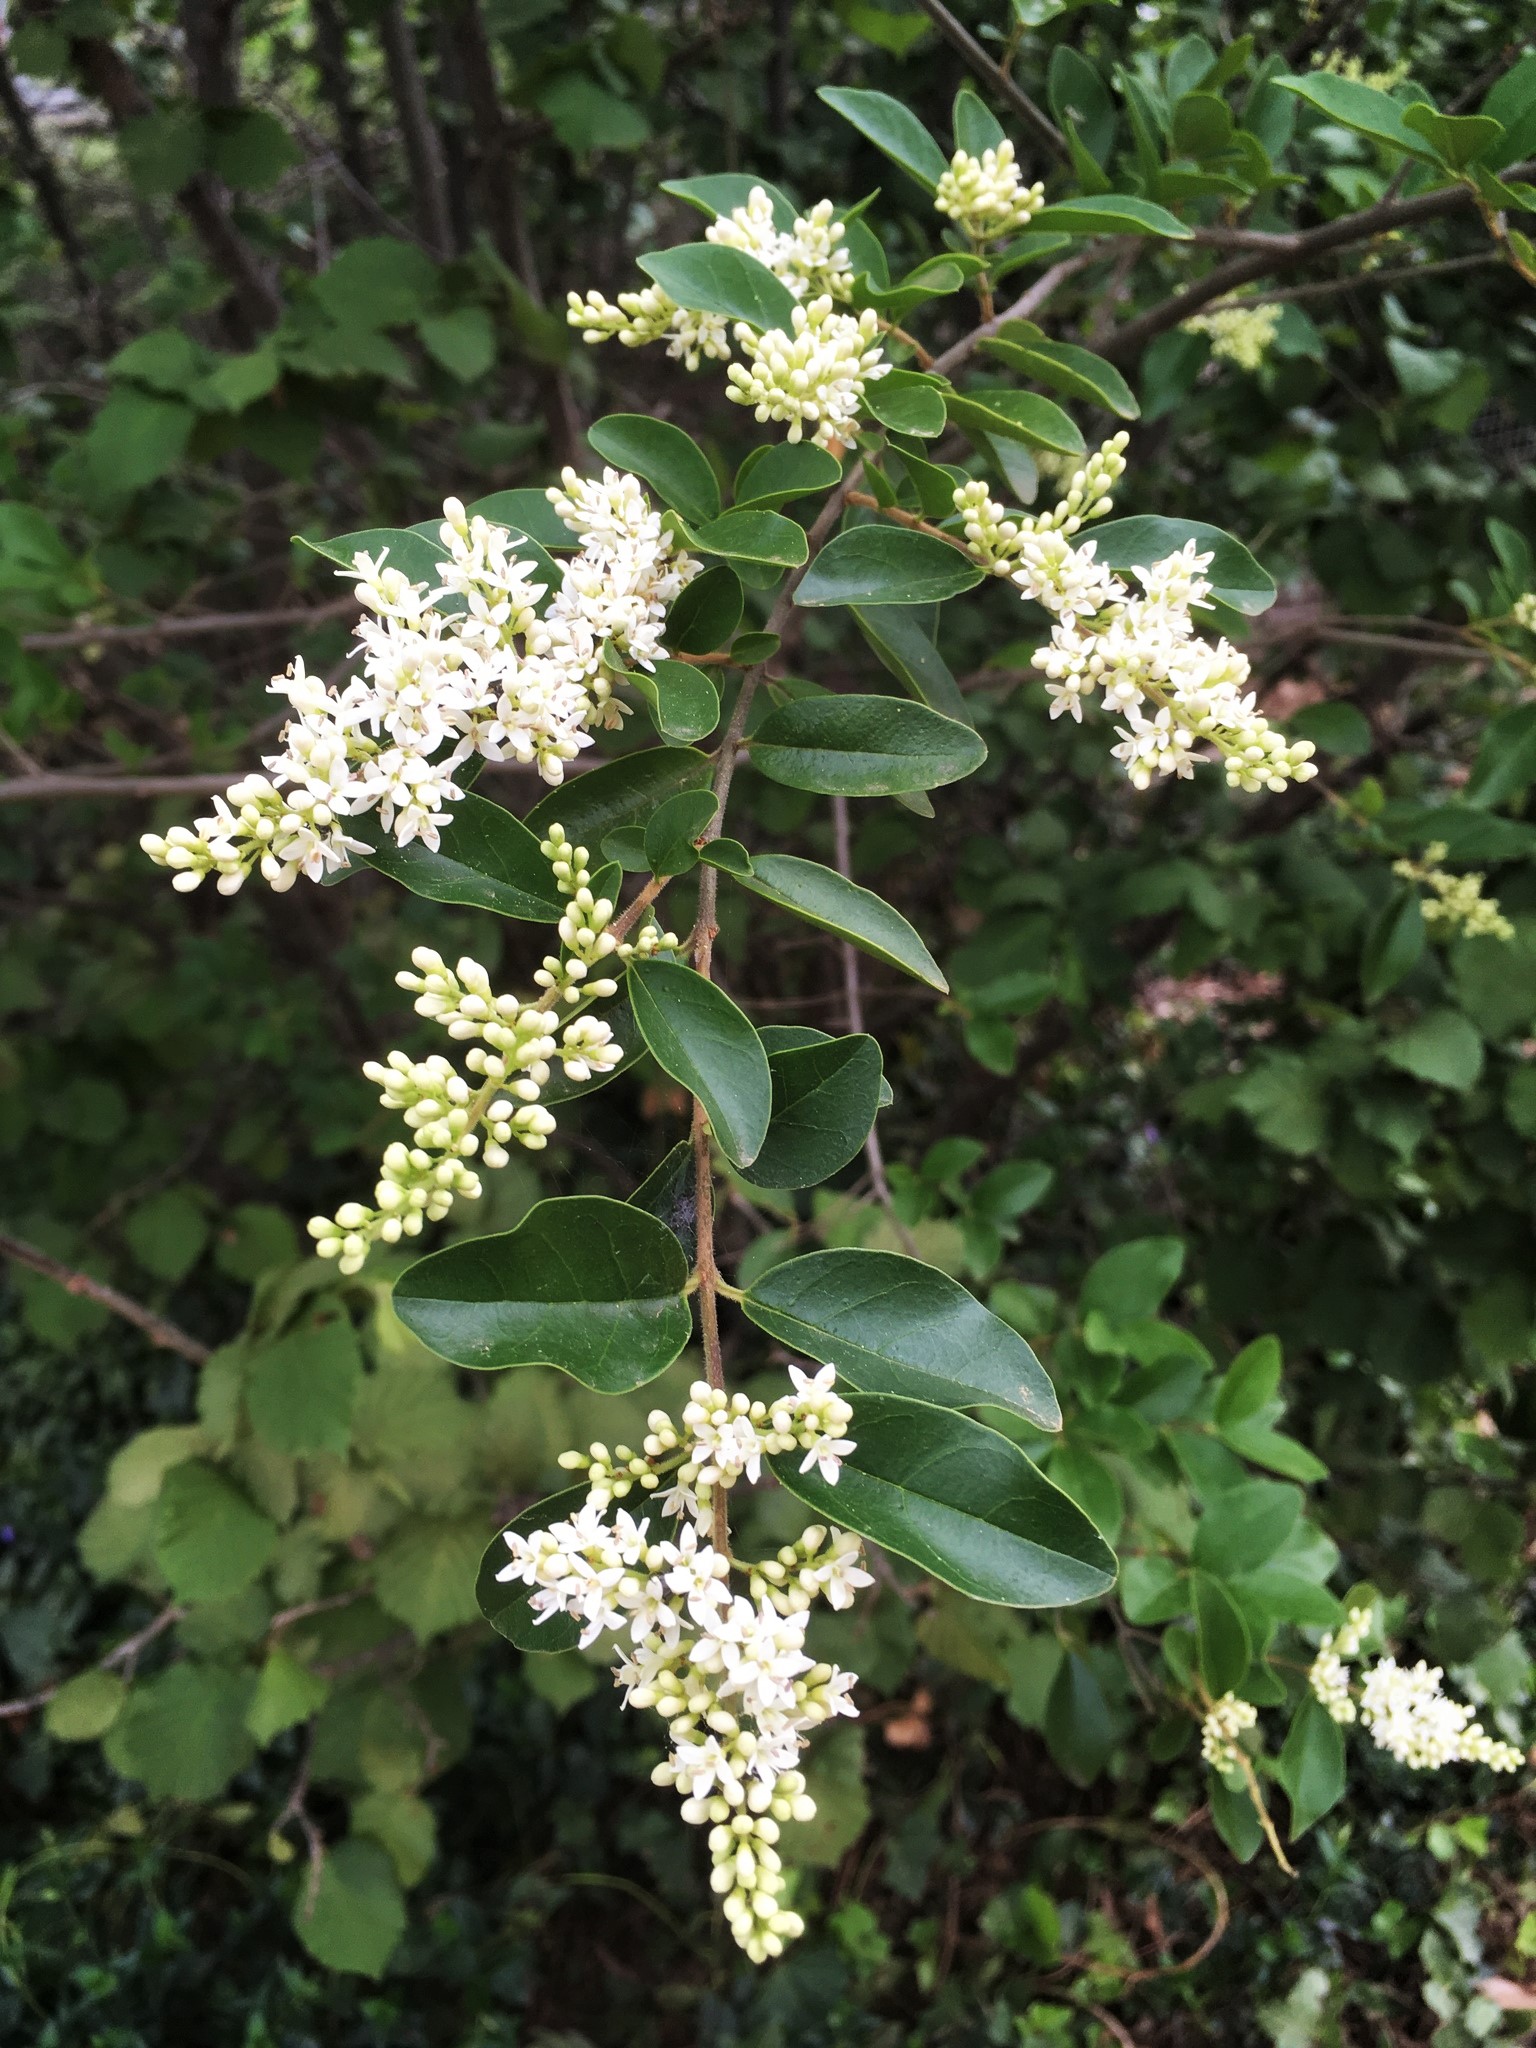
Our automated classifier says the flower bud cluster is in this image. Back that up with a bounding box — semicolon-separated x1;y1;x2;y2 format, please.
725;297;888;449
934;140;1045;242
496;1364;866;1961
567;187;854;375
1393;843;1514;942
1307;1609;1523;1771
143;478;699;897
668;1364;856;1530
1512;592;1536;631
1308;1605;1373;1724
1200;1691;1258;1768
1181;302;1284;372
954;437;1318;795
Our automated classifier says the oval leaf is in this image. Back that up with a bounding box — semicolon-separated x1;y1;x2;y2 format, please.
466;489;579;548
743;1246;1059;1425
686;508;808;568
363;792;565;920
524;747;713;849
626;657;721;743
863;369;949;438
750;695;986;795
769;1391;1114;1606
735;441;843;509
980;326;1140;420
1088;515;1276;616
627;957;772;1169
636;243;797;333
1028;194;1194;238
666;562;744;652
817;86;950;192
944;387;1086;457
727;851;947;991
796;526;983;608
393;1195;691;1390
743;1035;884;1189
660;173;797;227
587;414;721;527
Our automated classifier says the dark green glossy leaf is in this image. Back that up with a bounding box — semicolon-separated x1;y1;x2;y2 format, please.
734;441;842;509
744;1247;1059;1424
727;851;947;990
852;604;970;722
980;324;1140;420
524;747;712;849
743;1035;883;1188
1028;193;1194;238
476;1486;587;1652
660;174;797;227
795;526;982;608
666;563;744;652
362;793;564;920
945;387;1086;457
1274;72;1439;159
750;695;986;795
302;525;445;584
626;657;720;742
1277;1694;1348;1839
636;243;797;333
587;414;720;526
817;86;950;192
1089;516;1276;616
864;370;948;438
1192;1570;1252;1694
466;490;578;548
627;957;772;1169
628;1139;697;1262
643;788;717;875
686;508;807;568
393;1195;691;1390
769;1392;1114;1605
1044;1652;1113;1783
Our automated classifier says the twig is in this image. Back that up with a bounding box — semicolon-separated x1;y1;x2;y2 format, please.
273;1722;327;1919
910;0;1068;162
610;872;668;944
0;1230;210;1364
0;1602;185;1720
1210;251;1500;308
21;597;357;653
0;755;568;805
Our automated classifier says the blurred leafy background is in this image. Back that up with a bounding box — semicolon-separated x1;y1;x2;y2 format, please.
3;0;1536;2041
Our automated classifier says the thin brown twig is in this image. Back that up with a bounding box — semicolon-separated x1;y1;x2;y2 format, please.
0;1602;186;1721
909;0;1068;161
0;1230;210;1364
273;1722;327;1918
21;597;357;653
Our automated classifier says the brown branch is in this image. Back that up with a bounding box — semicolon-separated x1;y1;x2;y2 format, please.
909;0;1068;163
0;1230;210;1363
0;1601;185;1721
0;43;110;346
1215;251;1501;308
308;0;374;197
22;597;358;653
378;0;454;258
1100;162;1536;364
273;1721;327;1919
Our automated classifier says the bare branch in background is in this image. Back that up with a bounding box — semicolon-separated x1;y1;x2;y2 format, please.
307;0;374;197
0;41;111;346
910;0;1068;162
378;0;453;259
0;1230;210;1363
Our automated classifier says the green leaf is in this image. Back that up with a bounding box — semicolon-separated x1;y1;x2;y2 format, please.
1079;1237;1184;1325
246;1312;362;1456
1400;103;1502;171
478;1485;589;1653
771;1392;1113;1605
1274;72;1439;159
1214;1335;1281;1430
118;104;205;196
666;563;744;652
726;851;947;990
660;174;797;227
393;1195;692;1390
1381;1007;1484;1091
352;1789;438;1888
864;370;949;438
1089;515;1276;616
795;526;983;608
685;508;807;568
466;489;579;548
587;414;721;526
627;958;772;1169
744;1035;884;1188
154;1462;278;1604
1192;1481;1303;1576
1287;701;1371;757
734;441;842;509
301;524;446;586
524;747;712;849
750;695;986;795
418;306;497;382
1170;89;1234;160
636;243;797;333
1192;1571;1252;1694
45;1669;128;1742
123;1188;207;1283
628;1140;698;1262
1277;1695;1347;1839
82;391;194;495
861;254;986;321
1361;890;1425;1005
1044;1652;1113;1784
852;605;970;722
295;1839;405;1979
643;788;718;875
953;84;1006;156
743;1247;1060;1425
375;1516;488;1640
361;792;567;921
980;324;1140;420
311;236;438;328
944;387;1086;457
817;86;950;193
1028;193;1194;238
104;1662;255;1801
246;1647;331;1744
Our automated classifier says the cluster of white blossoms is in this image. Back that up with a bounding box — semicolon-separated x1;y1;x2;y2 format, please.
954;434;1319;794
1309;1608;1523;1772
933;139;1045;242
1512;591;1536;631
1393;842;1514;942
1181;302;1284;373
567;187;854;371
1201;1690;1259;1768
501;1365;870;1961
141;476;698;896
308;827;676;1273
725;297;889;449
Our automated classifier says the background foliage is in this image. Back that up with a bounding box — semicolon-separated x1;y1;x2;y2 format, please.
3;0;1536;2041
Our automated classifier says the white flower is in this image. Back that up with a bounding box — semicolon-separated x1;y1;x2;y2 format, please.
725;297;888;448
1200;1691;1258;1768
934;140;1045;242
1358;1657;1523;1773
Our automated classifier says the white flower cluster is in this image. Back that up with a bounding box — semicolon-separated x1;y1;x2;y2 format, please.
1512;592;1536;631
725;297;889;450
141;478;698;896
1393;842;1514;942
1309;1609;1523;1772
954;436;1318;794
1181;302;1284;372
567;187;854;371
308;827;676;1273
1200;1690;1258;1768
934;140;1045;242
501;1365;870;1962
